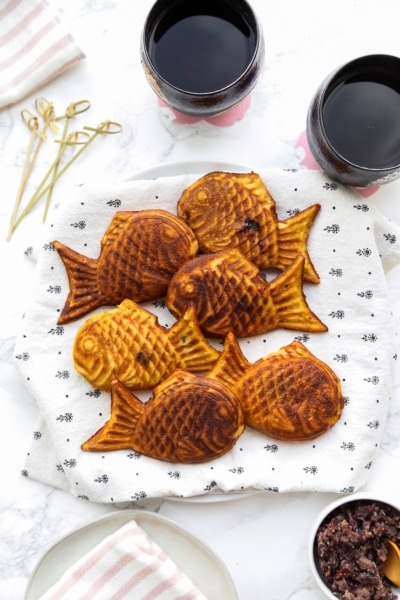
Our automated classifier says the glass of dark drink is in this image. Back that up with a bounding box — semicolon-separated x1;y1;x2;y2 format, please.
140;0;265;118
307;54;400;187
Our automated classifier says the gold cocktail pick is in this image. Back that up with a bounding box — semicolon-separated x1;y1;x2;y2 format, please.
14;100;91;228
19;99;57;197
27;100;91;213
43;99;91;222
12;120;122;233
7;110;46;241
42;129;91;223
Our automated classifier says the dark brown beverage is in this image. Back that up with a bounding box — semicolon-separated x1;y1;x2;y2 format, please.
148;0;256;94
323;72;400;169
307;55;400;187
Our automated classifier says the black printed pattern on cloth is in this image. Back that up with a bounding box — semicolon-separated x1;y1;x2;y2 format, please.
48;326;64;335
16;169;396;500
86;389;101;397
127;452;141;459
132;491;147;500
383;233;397;244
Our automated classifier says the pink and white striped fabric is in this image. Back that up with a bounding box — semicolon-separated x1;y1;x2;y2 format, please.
0;0;85;110
38;520;208;600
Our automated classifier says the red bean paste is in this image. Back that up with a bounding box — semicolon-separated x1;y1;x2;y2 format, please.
316;501;400;600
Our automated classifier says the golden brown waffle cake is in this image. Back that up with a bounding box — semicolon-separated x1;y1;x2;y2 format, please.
73;300;219;391
167;248;327;338
54;210;198;324
208;334;344;441
177;171;320;283
82;373;245;463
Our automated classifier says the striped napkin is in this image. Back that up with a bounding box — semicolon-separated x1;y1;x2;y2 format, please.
0;0;85;110
38;520;208;600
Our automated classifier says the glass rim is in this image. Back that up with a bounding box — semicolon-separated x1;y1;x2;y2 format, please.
141;0;263;97
318;53;400;173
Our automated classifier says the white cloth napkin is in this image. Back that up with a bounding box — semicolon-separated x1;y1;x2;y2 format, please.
38;520;207;600
15;169;400;501
0;0;85;110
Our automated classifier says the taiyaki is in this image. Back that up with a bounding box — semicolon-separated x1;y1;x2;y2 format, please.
167;249;327;338
177;171;320;283
208;334;343;441
82;373;245;463
73;300;219;391
54;210;198;325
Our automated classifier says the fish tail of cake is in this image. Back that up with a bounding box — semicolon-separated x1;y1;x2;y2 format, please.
207;333;250;390
276;204;320;283
54;241;101;324
167;305;220;371
269;255;328;333
82;380;143;452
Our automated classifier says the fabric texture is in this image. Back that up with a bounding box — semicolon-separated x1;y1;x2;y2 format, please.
15;169;400;501
38;520;207;600
0;0;85;110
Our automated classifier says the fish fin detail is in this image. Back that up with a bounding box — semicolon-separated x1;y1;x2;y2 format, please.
278;340;314;359
54;241;101;325
82;380;143;452
117;299;159;325
269;256;328;333
167;305;220;371
280;340;342;389
277;205;320;283
207;333;250;389
101;212;133;248
278;340;344;411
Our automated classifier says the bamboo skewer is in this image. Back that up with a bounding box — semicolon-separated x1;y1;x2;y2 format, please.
12;120;122;234
6;111;45;241
43;99;91;222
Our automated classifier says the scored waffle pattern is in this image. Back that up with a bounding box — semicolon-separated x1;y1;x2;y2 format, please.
177;171;320;282
99;211;198;304
236;357;342;441
83;373;245;463
73;301;219;391
178;172;279;266
167;249;326;338
134;375;244;463
74;306;181;391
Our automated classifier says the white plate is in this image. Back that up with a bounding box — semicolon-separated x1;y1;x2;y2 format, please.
125;159;252;181
25;509;238;600
128;159;259;504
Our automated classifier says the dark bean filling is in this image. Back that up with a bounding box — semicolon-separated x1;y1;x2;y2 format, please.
316;501;400;600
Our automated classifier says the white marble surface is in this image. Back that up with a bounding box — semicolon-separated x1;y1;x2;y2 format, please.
1;0;400;599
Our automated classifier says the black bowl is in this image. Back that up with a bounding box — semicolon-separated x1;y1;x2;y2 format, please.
307;54;400;187
140;0;265;118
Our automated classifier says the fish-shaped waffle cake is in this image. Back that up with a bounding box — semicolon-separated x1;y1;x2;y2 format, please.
208;334;344;441
177;171;320;283
82;373;245;463
73;300;219;391
167;249;327;338
54;210;198;325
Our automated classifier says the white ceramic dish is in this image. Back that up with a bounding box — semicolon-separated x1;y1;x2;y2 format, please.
25;509;238;600
128;159;259;504
125;159;252;181
309;491;400;599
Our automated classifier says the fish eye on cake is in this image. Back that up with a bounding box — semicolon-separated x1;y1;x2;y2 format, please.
82;372;245;463
54;210;198;325
167;248;327;338
177;171;321;283
73;300;220;391
208;334;344;441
